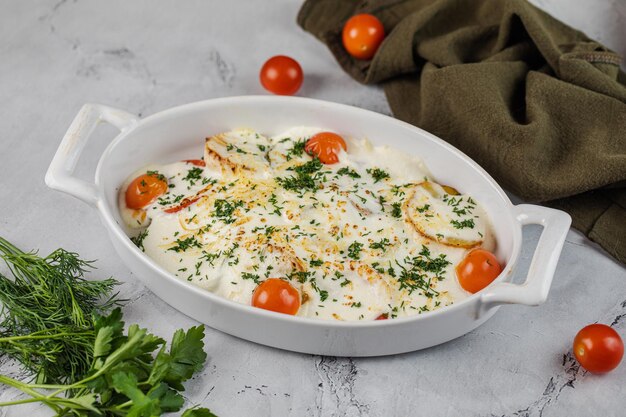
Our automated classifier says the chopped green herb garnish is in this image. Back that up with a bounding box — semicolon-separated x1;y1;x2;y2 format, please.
347;241;364;260
276;159;323;194
369;238;391;252
450;219;475;229
309;258;324;267
168;236;202;252
242;272;261;284
288;271;313;283
366;168;390;183
391;202;402;218
337;167;361;179
416;204;430;213
268;193;283;216
212;199;244;224
146;170;167;182
183;167;204;186
285;139;306;160
130;229;149;251
309;278;328;301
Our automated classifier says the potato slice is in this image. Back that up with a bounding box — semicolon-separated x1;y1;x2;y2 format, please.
204;129;271;176
403;181;485;248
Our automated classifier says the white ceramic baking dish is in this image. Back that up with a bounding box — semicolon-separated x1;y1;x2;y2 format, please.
45;96;571;356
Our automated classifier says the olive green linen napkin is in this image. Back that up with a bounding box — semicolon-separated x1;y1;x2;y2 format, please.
298;0;626;263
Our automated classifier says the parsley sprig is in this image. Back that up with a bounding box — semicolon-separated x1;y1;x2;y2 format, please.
0;236;215;416
0;308;215;416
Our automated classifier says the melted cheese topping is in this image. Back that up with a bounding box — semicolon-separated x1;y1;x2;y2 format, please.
120;127;496;321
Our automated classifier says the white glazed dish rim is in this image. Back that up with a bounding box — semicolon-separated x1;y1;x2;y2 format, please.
45;95;571;331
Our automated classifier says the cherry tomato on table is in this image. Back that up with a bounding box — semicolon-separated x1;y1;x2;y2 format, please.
573;324;624;373
252;278;301;315
455;249;502;294
260;55;303;95
305;132;347;164
125;172;168;209
342;14;385;60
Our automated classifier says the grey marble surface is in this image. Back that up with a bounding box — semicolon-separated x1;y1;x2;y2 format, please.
0;1;625;416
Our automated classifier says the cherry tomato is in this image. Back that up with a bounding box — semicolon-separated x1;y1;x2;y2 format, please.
342;14;385;60
163;196;200;214
125;173;168;209
375;313;388;320
305;132;347;164
252;278;300;315
184;159;206;167
455;249;502;294
573;324;624;373
260;55;303;95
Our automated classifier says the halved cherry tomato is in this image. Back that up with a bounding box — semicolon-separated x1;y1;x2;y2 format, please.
260;55;303;95
375;313;388;320
574;324;624;373
455;249;502;294
252;278;300;315
164;196;200;214
184;159;206;167
125;173;168;209
305;132;347;164
342;14;385;60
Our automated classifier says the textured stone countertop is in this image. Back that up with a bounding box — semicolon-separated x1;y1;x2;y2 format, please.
0;1;625;416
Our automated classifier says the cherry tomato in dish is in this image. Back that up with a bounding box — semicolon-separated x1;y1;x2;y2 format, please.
375;313;388;320
163;196;200;214
342;14;385;60
455;249;502;294
260;55;303;96
305;132;347;164
184;159;206;167
125;173;168;210
252;278;300;315
573;324;624;373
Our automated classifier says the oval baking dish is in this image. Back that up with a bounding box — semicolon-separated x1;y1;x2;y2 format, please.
45;96;571;356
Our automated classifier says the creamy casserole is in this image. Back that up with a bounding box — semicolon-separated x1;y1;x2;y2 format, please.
120;127;496;321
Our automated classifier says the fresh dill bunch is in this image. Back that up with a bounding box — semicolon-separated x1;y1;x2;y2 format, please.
0;236;121;384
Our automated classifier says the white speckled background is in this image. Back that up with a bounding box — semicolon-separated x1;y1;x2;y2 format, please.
0;1;625;416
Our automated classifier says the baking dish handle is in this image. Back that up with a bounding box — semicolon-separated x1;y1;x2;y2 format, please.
45;104;138;206
478;204;571;316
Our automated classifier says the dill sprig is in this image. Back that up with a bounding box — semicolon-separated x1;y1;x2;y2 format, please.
0;236;120;384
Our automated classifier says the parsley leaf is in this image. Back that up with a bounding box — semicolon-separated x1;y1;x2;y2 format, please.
0;307;215;416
